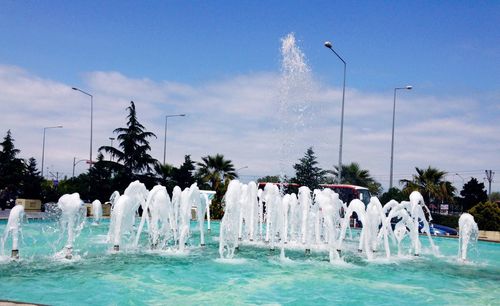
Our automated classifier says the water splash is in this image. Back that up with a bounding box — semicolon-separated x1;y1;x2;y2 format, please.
92;199;102;225
1;204;25;259
131;182;208;253
278;33;313;185
219;180;441;262
458;213;479;261
107;181;148;251
56;193;86;259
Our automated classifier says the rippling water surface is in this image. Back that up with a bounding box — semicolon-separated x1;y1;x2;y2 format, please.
1;219;499;305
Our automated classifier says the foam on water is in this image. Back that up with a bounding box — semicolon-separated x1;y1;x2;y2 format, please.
214;257;249;265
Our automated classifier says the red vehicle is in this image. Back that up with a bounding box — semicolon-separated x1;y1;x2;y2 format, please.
320;184;371;206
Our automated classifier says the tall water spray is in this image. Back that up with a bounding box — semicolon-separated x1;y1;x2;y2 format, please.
458;213;479;261
1;204;25;259
57;193;86;259
219;179;443;262
135;185;173;249
92;199;103;225
108;181;148;251
278;33;313;185
219;180;242;259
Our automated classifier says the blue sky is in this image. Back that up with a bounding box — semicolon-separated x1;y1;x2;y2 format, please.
0;1;499;192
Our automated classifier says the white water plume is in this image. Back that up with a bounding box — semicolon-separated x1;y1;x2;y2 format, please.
278;33;314;183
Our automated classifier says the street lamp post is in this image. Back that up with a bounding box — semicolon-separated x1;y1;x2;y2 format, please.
41;125;63;178
455;173;465;184
389;85;412;189
72;87;93;170
324;41;347;183
72;157;88;177
109;137;115;161
163;114;186;165
236;166;248;177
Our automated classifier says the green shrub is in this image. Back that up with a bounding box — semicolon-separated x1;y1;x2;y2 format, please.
468;201;500;231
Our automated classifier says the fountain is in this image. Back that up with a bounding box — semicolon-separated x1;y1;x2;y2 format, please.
56;193;86;259
218;179;442;262
109;190;120;209
458;212;479;261
107;180;149;251
177;184;197;252
91;199;102;225
1;204;25;259
0;33;497;305
383;191;437;256
219;180;242;259
0;198;497;306
278;33;313;185
133;183;206;252
135;185;174;249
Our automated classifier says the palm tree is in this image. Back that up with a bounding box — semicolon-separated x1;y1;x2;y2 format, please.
196;154;237;218
99;101;157;175
400;166;456;205
330;162;382;195
154;162;176;190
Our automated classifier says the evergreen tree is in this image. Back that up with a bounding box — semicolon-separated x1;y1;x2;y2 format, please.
379;187;406;204
20;157;43;199
99;101;157;178
0;130;25;207
292;147;326;190
173;155;196;189
87;153;115;202
257;175;280;183
459;177;488;211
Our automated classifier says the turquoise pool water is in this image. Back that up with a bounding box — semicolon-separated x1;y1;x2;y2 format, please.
1;219;499;305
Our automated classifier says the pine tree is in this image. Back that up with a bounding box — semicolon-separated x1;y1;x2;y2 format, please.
20;157;43;199
292;147;326;190
87;153;115;202
173;155;196;189
0;130;25;195
99;101;157;176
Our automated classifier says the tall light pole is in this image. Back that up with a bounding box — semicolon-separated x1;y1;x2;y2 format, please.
41;125;63;178
324;41;346;183
109;137;115;161
72;157;87;177
389;85;412;189
455;173;465;184
236;166;248;177
485;170;494;197
163;114;186;165
72;87;93;170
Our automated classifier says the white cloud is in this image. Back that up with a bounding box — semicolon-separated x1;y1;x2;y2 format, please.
1;64;499;192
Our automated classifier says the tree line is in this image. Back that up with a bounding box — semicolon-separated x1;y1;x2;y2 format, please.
1;101;498;225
